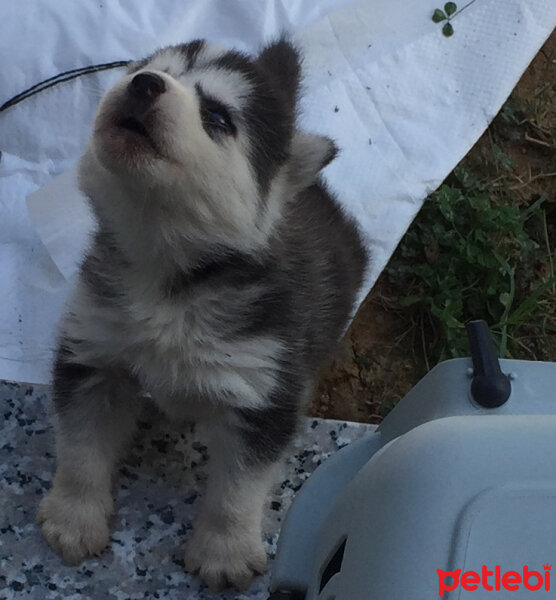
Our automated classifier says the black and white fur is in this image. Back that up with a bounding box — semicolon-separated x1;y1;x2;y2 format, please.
37;39;367;592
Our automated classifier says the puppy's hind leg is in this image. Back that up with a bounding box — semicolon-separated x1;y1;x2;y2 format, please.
184;400;299;592
38;345;141;565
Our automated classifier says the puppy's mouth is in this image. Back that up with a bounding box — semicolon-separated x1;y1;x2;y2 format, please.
119;117;150;138
95;91;171;166
117;116;158;151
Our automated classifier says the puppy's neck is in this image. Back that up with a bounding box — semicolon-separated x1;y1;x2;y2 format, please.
82;172;280;279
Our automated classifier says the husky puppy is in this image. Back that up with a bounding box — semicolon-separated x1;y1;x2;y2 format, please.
37;39;367;591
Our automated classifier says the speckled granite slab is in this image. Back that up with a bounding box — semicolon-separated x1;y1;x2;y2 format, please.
0;381;373;599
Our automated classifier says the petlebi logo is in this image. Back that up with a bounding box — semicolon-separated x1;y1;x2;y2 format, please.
437;564;551;597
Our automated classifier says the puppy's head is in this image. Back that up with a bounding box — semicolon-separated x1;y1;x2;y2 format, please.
81;39;336;243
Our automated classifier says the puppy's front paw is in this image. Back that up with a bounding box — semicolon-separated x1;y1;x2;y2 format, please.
184;525;267;592
37;486;112;565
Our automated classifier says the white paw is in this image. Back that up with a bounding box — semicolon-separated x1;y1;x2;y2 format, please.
184;524;268;592
37;485;112;565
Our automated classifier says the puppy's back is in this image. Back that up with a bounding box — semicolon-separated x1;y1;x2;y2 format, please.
271;180;367;370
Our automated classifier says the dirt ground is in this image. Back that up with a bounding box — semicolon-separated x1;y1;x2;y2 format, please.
310;31;556;424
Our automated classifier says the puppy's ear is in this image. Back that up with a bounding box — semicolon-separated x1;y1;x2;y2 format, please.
256;38;301;111
285;132;338;194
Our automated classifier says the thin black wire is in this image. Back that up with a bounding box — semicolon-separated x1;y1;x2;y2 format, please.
6;63;126;104
0;60;130;113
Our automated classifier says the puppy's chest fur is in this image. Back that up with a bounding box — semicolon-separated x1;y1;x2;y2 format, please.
73;244;284;411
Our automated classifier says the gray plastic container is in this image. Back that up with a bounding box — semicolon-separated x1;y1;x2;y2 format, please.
269;357;556;599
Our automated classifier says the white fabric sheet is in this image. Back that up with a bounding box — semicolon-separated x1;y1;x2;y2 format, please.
1;0;555;384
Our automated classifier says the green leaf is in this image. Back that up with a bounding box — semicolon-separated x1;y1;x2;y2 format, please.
506;275;556;325
521;194;546;220
499;292;511;308
432;8;447;22
442;22;454;36
444;2;457;16
492;143;514;170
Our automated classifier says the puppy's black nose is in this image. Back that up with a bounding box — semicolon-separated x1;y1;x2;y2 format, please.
129;72;165;100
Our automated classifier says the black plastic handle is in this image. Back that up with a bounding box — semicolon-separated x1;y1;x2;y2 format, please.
466;320;511;408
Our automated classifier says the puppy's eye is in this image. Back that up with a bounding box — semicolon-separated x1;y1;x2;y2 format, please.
196;84;236;137
201;106;234;133
201;102;235;135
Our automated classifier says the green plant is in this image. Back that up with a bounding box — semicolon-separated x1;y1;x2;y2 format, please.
432;0;477;37
386;158;555;363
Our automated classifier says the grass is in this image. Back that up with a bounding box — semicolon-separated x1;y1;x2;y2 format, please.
385;60;556;366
